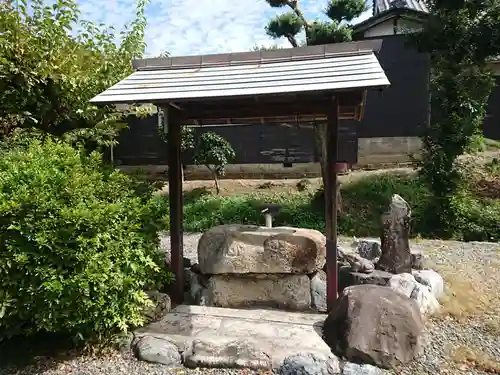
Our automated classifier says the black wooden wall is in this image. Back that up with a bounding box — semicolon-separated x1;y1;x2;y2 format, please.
112;35;500;166
484;77;500;141
355;35;430;138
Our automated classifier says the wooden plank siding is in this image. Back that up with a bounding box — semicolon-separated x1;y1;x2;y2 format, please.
111;35;500;166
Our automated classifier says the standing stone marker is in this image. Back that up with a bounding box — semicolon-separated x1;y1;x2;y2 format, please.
376;194;412;274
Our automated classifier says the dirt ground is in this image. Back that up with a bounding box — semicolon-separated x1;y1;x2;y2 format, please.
160;167;415;196
158;149;499;196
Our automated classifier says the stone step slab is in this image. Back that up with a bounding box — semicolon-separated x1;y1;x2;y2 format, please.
134;305;332;369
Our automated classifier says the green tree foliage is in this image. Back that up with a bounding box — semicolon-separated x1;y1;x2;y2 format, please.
0;0;154;146
0;135;171;341
411;0;500;236
194;132;236;194
264;0;367;47
252;44;283;51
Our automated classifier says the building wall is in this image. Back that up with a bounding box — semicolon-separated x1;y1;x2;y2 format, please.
355;35;430;138
362;17;424;38
396;18;424;34
484;77;500;141
111;34;500;176
363;20;395;37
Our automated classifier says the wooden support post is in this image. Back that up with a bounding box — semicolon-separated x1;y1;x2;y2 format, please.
325;96;339;312
166;105;184;304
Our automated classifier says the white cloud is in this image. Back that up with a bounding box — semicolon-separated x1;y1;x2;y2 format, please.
143;0;290;56
75;0;374;57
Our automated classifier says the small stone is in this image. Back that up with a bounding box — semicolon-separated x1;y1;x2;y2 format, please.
342;362;384;375
352;256;374;273
413;269;445;300
279;353;340;375
190;263;201;273
338;266;393;291
134;336;181;366
144;291;171;322
185;268;209;305
183;338;272;369
338;247;375;274
310;271;327;312
411;252;425;270
326;356;341;374
387;273;440;317
356;240;382;261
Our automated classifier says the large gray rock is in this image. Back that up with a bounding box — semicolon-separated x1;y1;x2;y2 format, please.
376;195;412;274
310;271;327;312
413;269;445;300
183;338;272;369
323;285;424;369
197;225;326;274
387;273;440;317
279;353;341;375
342;362;384;375
202;274;311;310
134;336;181;366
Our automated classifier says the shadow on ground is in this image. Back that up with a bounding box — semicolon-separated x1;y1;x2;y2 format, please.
0;332;80;371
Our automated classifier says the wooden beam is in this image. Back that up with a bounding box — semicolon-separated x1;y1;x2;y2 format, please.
325;96;340;312
165;106;184;304
176;91;364;123
179;99;330;122
181;110;360;126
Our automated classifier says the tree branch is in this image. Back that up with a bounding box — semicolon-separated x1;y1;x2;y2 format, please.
286;0;311;31
286;35;299;47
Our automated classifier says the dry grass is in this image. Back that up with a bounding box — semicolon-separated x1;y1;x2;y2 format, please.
449;345;500;374
422;242;500;326
483;319;500;336
432;263;500;322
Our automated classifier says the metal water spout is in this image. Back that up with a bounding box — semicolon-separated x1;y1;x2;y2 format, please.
260;203;281;228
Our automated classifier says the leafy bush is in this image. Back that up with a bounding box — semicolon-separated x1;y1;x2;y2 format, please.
0;138;170;341
194;132;235;194
0;0;151;141
157;173;500;241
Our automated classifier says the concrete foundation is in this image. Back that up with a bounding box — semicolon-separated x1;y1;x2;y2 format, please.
118;136;422;180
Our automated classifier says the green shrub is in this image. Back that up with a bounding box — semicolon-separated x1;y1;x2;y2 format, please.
452;194;500;242
0;139;170;341
157;172;500;241
336;173;431;236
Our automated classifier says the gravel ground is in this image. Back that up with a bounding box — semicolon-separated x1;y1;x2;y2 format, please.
0;352;269;375
1;234;498;375
389;239;500;375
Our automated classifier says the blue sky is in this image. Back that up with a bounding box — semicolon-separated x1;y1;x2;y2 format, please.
76;0;373;57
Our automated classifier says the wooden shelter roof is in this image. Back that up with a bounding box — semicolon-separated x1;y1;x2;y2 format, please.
90;40;389;125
